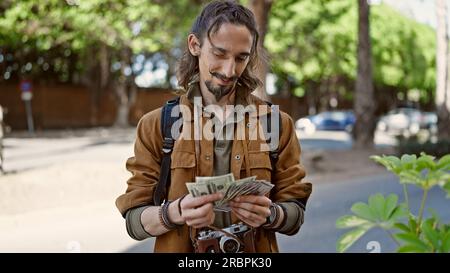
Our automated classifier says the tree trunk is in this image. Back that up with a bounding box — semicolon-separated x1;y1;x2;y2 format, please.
85;46;101;127
85;43;110;127
248;0;272;101
99;43;110;90
436;0;450;140
353;0;375;149
306;84;317;115
114;47;135;128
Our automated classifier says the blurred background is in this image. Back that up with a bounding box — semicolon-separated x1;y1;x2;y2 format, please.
0;0;449;253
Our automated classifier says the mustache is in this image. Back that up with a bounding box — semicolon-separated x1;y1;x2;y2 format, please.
209;71;238;82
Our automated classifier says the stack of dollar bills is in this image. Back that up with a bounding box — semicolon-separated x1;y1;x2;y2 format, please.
186;173;273;208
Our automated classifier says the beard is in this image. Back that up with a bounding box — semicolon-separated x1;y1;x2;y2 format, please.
205;71;237;101
205;80;235;101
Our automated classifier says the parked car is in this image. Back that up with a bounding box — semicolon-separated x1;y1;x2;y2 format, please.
295;110;355;134
376;108;437;137
421;111;438;132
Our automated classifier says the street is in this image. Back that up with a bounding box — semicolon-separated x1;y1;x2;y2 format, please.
297;130;397;151
2;129;395;173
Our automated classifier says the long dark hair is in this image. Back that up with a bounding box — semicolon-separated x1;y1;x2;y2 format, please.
176;0;262;94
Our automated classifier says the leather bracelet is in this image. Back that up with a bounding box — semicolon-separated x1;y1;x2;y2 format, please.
158;204;172;230
178;194;188;217
160;200;183;230
263;203;280;229
273;204;281;227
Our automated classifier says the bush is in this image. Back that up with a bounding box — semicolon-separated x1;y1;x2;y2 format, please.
397;139;450;159
336;153;450;253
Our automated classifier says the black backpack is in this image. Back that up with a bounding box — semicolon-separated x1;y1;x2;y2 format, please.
153;97;281;205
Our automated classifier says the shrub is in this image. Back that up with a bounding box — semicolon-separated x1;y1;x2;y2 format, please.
336;153;450;253
397;139;450;159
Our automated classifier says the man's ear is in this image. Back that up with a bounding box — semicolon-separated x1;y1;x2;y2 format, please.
187;34;201;56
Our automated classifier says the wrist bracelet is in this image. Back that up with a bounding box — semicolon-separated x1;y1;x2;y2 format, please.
178;194;188;217
160;200;183;230
273;204;281;227
263;203;279;229
158;204;172;230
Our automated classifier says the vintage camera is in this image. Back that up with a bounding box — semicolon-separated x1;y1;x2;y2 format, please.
194;208;256;253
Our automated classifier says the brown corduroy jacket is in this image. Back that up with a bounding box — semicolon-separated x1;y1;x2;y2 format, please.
115;91;312;252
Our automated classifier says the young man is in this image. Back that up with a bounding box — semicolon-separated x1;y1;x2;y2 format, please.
116;0;312;253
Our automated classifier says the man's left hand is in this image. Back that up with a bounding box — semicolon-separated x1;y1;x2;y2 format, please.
229;195;272;227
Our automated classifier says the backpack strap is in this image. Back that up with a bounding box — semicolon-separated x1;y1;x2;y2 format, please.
153;97;181;206
154;98;282;204
263;102;307;210
261;101;282;177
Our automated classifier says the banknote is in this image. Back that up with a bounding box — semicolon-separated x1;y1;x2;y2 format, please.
216;177;273;207
195;173;234;184
185;173;274;208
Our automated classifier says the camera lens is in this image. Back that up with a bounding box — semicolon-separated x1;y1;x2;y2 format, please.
219;237;240;253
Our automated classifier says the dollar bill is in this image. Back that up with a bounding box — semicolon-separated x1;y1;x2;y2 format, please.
185;173;274;208
195;173;234;184
186;182;211;197
216;176;274;207
186;173;234;198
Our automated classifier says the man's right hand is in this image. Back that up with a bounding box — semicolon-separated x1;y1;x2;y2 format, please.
178;193;222;228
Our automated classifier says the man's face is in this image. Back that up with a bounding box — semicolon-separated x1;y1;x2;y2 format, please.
192;23;253;101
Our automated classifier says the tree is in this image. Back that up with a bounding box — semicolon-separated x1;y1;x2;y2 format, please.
248;0;273;101
353;0;375;148
0;0;205;127
265;0;436;113
436;0;450;139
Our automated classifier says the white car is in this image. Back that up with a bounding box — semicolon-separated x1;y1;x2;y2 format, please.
376;108;436;137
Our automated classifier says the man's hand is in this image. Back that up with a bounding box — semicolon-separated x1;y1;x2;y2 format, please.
179;193;223;228
229;195;272;227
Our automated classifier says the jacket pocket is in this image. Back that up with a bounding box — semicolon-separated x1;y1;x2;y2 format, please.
171;150;196;169
169;151;196;199
241;151;273;181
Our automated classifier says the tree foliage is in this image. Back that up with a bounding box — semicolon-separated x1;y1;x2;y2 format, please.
0;0;204;84
266;0;436;103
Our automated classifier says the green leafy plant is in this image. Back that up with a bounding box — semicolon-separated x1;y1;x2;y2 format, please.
336;153;450;253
